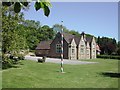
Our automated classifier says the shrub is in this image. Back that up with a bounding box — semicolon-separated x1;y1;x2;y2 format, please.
38;56;46;63
42;56;46;62
38;58;44;63
18;54;25;60
97;55;120;60
2;54;21;69
2;58;13;69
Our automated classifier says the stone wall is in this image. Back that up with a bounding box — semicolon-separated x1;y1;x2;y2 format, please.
68;39;77;60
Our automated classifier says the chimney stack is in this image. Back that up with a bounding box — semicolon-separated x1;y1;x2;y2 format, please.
81;31;86;41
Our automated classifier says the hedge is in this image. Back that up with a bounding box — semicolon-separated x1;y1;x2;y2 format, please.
97;55;120;60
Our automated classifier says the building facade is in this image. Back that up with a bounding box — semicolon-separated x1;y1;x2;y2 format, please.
35;32;100;60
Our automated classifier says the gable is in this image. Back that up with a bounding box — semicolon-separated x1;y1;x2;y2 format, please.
91;37;96;48
79;36;85;45
50;32;68;46
70;38;77;46
91;37;96;44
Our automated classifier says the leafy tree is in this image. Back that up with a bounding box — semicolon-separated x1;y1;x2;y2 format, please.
2;6;26;55
23;20;41;29
17;21;55;50
2;1;52;69
117;41;120;55
2;6;28;69
41;25;55;40
117;41;120;48
2;0;51;17
52;24;80;36
97;36;100;45
69;30;80;36
97;37;117;55
117;48;120;55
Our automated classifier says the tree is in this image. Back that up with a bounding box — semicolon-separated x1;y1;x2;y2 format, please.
23;20;41;29
2;0;51;17
52;24;80;36
97;36;100;45
2;6;29;69
69;30;80;36
118;41;120;48
97;36;117;55
17;21;55;50
117;48;120;55
53;24;69;33
2;1;52;69
117;41;120;55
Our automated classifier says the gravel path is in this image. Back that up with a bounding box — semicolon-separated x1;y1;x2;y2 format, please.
25;55;98;65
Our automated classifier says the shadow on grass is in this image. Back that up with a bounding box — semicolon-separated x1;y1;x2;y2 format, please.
100;72;120;78
2;62;24;70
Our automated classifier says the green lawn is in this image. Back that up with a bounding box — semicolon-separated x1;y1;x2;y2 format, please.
2;59;119;88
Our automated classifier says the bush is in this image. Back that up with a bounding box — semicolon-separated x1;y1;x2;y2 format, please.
29;50;35;53
2;54;21;69
18;54;25;60
2;58;13;69
38;58;45;63
97;55;120;60
42;56;46;61
38;56;46;63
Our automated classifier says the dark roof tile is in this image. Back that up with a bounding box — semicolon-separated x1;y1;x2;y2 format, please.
63;33;74;43
74;35;81;45
36;32;94;50
36;40;52;50
86;36;93;43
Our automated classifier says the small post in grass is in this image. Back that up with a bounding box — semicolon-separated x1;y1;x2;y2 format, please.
61;21;64;73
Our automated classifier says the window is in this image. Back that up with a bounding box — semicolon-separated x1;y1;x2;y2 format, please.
93;50;95;55
87;50;89;55
81;45;84;47
56;44;62;53
71;46;75;54
72;49;75;54
92;43;95;48
80;48;84;54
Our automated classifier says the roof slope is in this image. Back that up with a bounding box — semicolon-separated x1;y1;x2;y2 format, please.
36;32;94;50
36;40;52;50
74;35;81;45
86;36;93;43
63;33;93;45
63;33;74;43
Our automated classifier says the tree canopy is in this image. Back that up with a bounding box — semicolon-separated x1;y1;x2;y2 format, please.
2;0;51;17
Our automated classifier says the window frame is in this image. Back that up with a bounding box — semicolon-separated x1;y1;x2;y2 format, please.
56;44;62;53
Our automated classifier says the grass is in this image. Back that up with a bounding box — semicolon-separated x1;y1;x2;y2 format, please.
2;58;119;88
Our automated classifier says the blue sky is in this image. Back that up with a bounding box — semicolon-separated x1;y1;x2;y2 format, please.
23;2;118;41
